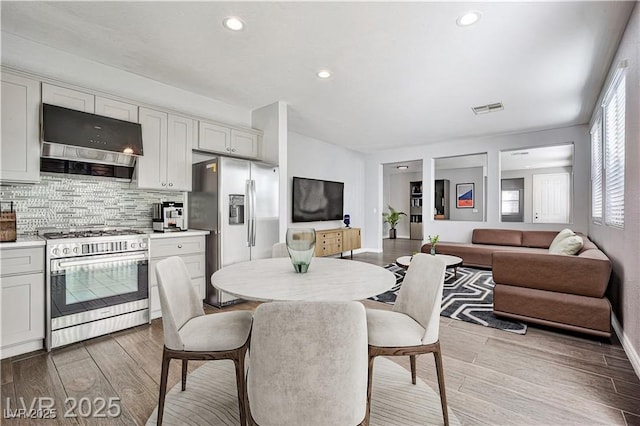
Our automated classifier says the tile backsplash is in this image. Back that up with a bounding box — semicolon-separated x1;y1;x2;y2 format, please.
0;174;184;234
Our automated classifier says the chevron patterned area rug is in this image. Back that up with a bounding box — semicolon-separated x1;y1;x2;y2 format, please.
370;264;527;334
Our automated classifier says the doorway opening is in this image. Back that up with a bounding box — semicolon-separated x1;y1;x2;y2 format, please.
382;160;423;243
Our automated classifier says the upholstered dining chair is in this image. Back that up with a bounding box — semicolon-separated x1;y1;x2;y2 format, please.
155;256;253;426
271;242;289;258
365;253;449;426
247;301;368;426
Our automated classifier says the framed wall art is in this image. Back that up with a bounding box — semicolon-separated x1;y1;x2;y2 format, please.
456;183;474;208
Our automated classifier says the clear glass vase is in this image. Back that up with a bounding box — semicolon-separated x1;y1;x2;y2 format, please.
430;246;436;255
286;228;316;273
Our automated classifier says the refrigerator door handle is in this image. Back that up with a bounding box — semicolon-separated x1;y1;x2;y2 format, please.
250;179;257;246
246;179;252;247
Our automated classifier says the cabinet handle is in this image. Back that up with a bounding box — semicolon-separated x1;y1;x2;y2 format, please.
226;147;231;152
168;183;173;187
232;148;236;152
162;182;167;186
177;244;183;248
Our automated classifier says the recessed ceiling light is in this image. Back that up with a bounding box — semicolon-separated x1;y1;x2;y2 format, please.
397;165;409;170
316;69;332;79
457;11;481;27
223;16;244;31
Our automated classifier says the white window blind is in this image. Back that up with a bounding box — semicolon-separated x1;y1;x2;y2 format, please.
603;71;625;228
590;117;603;222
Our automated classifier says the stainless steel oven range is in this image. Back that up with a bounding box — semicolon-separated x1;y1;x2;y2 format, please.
43;229;149;350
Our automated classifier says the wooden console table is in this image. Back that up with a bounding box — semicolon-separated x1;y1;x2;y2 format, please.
314;227;361;258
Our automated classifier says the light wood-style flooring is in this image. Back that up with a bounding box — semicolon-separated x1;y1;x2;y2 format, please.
2;238;639;425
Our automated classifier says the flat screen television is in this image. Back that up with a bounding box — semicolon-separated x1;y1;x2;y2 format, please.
292;177;344;222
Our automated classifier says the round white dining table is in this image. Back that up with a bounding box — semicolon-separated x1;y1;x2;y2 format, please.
211;257;396;302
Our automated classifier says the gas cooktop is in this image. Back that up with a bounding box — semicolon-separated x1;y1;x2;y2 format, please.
42;229;146;240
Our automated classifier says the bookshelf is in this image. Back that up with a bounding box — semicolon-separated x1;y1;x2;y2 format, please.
409;181;423;240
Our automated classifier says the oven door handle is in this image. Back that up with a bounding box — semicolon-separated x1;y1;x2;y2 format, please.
56;253;147;269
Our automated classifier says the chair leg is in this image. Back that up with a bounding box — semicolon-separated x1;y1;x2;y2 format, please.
364;353;376;426
181;359;188;391
234;346;248;426
157;347;171;426
433;344;449;426
410;355;417;385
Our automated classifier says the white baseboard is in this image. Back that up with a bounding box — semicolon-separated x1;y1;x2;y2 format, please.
611;313;640;379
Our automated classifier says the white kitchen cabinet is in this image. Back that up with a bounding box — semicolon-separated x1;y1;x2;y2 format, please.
0;246;45;359
198;121;230;153
42;83;94;113
94;96;138;122
0;73;41;183
148;235;206;320
137;107;193;191
198;120;259;159
231;129;259;158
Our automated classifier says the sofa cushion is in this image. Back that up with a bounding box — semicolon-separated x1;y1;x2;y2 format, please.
521;231;559;248
422;242;546;268
472;229;522;246
492;251;611;298
493;284;611;335
548;228;575;251
549;235;584;255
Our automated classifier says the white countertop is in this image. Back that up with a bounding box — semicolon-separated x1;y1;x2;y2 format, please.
0;235;46;249
148;229;210;239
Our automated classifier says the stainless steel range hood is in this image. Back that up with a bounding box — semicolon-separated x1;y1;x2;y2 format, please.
41;104;143;167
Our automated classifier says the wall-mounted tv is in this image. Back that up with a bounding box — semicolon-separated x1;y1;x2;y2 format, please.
292;177;344;222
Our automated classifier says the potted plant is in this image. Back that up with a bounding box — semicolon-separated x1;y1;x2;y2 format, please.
428;234;440;255
382;205;407;239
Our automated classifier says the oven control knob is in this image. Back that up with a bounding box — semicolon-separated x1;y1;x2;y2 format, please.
131;242;137;249
52;248;60;256
140;241;147;249
73;247;79;254
63;248;70;255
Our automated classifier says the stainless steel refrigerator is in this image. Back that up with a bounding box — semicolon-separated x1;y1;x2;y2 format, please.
189;157;279;306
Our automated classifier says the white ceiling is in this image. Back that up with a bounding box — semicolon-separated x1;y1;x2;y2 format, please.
0;2;634;153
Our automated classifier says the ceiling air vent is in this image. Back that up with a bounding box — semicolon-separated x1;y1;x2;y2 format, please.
472;102;504;115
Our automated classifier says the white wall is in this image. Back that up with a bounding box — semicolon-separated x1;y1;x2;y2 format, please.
1;32;251;126
588;4;640;376
287;132;365;234
364;125;590;251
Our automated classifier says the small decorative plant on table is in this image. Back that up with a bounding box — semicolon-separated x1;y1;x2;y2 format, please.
382;205;407;239
428;234;440;255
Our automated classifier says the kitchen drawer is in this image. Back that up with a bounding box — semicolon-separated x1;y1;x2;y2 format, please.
149;253;205;286
0;247;44;276
150;236;205;258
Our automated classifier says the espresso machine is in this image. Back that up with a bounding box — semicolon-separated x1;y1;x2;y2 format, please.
152;202;187;232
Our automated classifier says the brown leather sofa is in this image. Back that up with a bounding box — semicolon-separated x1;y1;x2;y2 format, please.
421;229;612;337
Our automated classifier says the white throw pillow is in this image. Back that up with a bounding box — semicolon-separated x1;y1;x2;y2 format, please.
548;228;575;252
549;235;583;255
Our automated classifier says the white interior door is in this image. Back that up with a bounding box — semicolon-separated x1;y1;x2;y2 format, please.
532;172;570;223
